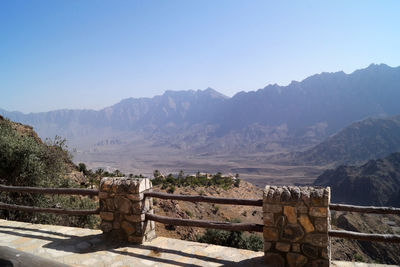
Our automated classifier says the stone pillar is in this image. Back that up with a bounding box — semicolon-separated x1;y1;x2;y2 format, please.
99;177;156;243
263;186;330;267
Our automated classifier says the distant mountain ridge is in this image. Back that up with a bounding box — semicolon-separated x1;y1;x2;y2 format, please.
1;63;400;155
314;152;400;206
295;115;400;165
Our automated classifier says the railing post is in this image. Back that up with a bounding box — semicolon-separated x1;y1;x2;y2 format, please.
99;177;156;243
263;186;331;267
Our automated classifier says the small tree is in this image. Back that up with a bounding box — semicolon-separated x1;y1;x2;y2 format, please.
153;170;161;179
78;163;88;175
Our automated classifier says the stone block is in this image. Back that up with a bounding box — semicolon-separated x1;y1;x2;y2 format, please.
99;192;108;199
281;224;304;242
310;188;325;206
298;214;315;233
135;222;145;235
100;212;114;221
148;197;154;209
121;221;135;236
145;230;156;242
292;243;300;252
263;212;274;225
314;218;328;232
263;227;279;241
299;187;311;206
132;201;143;215
287;252;307;267
263;204;282;213
264;252;285;267
138;179;147;193
115;196;131;214
100;178;113;192
309;207;328;217
106;198;115;211
150;220;155;230
275;216;285;228
301;244;318;259
127;193;144;201
264;242;272;252
125;214;145;223
276;242;291;252
128;235;144;243
100;221;112;233
310;259;329;267
321;247;329;259
113;221;121;230
111;179;121;193
288;186;301;201
305;233;328;247
297;202;308;213
323;187;330;206
284;206;297;224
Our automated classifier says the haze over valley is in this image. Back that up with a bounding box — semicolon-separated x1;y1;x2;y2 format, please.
2;63;400;187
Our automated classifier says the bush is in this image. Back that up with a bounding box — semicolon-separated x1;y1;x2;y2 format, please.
0;118;98;228
151;171;238;190
196;229;263;251
167;185;176;194
184;210;193;218
213;205;220;214
354;254;364;262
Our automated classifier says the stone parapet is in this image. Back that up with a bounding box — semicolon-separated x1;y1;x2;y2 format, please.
263;186;330;267
99;177;155;243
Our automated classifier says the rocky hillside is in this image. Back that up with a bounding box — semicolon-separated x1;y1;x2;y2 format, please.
314;152;400;206
0;115;84;185
0;116;97;228
151;180;263;241
151;179;400;264
331;211;400;264
295;115;400;165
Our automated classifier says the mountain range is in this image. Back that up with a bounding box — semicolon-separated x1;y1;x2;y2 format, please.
1;63;400;174
314;152;400;206
294;114;400;165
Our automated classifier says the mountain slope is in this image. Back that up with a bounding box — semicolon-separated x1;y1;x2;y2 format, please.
2;64;400;171
314;152;400;206
295;115;400;165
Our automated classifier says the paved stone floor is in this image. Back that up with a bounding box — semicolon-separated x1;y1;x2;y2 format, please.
0;219;397;267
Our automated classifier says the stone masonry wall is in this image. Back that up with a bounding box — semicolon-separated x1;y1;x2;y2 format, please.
99;177;155;243
263;186;330;267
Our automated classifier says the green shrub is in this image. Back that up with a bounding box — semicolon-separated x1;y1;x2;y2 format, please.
196;229;263;251
151;171;237;190
354;254;364;262
167;185;176;194
0;118;98;228
213;205;220;214
184;210;193;218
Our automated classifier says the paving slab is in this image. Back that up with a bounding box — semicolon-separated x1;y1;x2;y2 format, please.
0;219;397;266
0;219;264;266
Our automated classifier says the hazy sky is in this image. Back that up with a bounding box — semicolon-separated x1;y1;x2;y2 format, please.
1;1;399;113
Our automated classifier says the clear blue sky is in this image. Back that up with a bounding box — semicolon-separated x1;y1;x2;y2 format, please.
1;0;399;113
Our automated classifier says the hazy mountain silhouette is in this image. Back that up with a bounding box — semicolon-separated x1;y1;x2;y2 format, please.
314;152;400;206
295;115;400;165
1;64;400;153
